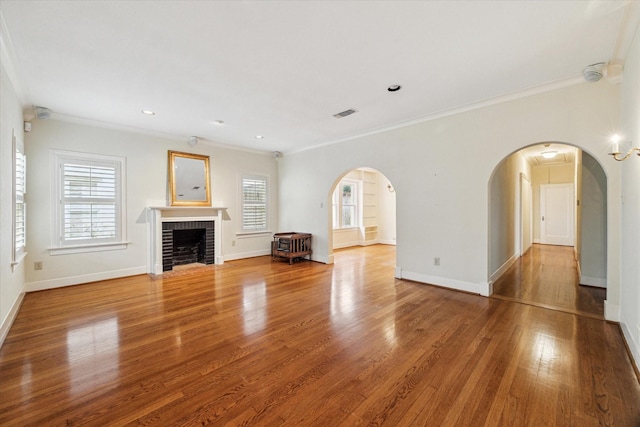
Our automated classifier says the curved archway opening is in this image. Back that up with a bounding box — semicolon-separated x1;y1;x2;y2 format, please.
326;167;396;267
488;142;607;317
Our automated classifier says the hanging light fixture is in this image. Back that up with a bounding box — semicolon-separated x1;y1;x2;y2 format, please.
541;144;557;159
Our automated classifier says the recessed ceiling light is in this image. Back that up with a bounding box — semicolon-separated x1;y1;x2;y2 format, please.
211;120;225;125
387;84;402;92
255;135;264;139
541;151;558;159
141;110;155;115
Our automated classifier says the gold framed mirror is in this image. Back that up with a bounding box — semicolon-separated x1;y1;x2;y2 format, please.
168;150;211;206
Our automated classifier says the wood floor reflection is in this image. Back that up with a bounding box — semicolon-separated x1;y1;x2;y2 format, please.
1;245;638;426
491;244;606;319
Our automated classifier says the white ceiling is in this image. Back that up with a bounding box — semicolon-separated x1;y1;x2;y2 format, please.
1;1;638;154
520;143;577;166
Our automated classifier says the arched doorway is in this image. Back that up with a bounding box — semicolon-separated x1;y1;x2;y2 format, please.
327;167;396;263
488;143;607;317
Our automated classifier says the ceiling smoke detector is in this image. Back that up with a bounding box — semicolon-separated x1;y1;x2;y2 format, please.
582;62;605;82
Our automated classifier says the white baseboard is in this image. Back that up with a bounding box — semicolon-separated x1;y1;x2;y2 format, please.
604;300;620;322
620;320;640;377
490;253;518;283
579;275;607;288
0;291;25;348
398;269;492;296
333;241;360;249
25;266;147;292
224;249;328;264
377;239;397;245
223;249;271;261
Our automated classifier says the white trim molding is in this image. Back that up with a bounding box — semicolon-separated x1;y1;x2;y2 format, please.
579;275;607;288
490;253;518;283
25;266;146;292
398;269;492;297
604;300;620;322
0;291;25;347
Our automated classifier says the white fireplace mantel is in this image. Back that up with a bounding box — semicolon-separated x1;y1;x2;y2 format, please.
147;206;226;274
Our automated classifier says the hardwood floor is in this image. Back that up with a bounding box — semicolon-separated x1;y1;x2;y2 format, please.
1;245;638;426
492;244;607;319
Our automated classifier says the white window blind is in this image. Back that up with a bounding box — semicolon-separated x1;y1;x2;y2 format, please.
14;149;26;257
63;162;118;241
241;175;268;232
52;151;126;251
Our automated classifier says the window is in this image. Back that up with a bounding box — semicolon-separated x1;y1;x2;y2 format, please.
15;148;26;255
241;175;268;232
332;180;359;229
12;130;27;268
51;151;127;254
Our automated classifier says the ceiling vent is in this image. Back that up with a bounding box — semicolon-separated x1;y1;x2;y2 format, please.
35;106;51;120
333;108;358;119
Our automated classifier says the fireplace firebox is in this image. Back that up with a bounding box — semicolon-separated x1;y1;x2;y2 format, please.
162;221;214;271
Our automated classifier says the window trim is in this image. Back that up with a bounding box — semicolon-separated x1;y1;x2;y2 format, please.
49;150;128;254
11;129;27;270
239;173;269;234
332;179;360;229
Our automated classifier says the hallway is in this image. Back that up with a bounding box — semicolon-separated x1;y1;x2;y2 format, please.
491;244;606;319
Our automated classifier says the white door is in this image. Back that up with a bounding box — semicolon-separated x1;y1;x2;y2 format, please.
540;183;574;246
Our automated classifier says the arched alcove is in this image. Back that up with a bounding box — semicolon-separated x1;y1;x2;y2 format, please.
488;142;607;313
326;167;396;263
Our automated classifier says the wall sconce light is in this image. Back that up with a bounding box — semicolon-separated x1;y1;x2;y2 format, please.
387;183;395;193
609;134;639;161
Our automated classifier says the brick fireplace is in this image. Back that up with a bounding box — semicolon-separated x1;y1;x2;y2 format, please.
147;207;225;275
162;221;214;271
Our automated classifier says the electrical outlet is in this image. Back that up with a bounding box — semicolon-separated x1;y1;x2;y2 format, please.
434;257;440;266
231;240;236;247
34;261;43;270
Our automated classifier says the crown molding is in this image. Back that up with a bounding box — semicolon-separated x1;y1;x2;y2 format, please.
0;10;30;106
289;75;585;156
48;112;273;157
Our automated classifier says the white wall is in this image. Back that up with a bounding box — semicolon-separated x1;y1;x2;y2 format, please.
580;152;607;287
0;54;26;343
488;150;531;282
278;82;621;301
619;25;640;369
376;173;396;245
24;118;278;290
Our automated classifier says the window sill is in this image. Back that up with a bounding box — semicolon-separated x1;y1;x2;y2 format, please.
236;231;272;239
48;242;130;256
11;252;28;272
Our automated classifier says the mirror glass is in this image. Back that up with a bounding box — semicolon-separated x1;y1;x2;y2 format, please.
168;151;211;206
